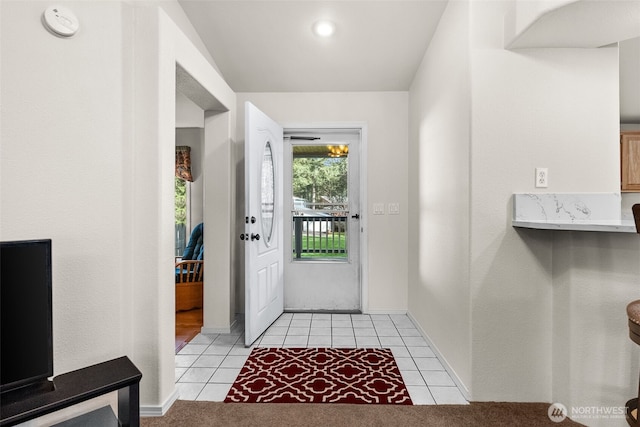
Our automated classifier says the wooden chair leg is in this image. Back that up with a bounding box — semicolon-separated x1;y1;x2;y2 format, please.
627;398;638;426
626;369;640;426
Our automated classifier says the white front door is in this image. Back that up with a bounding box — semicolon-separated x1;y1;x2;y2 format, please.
283;129;361;311
244;102;284;346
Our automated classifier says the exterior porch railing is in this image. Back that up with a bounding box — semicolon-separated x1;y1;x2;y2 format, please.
292;215;347;260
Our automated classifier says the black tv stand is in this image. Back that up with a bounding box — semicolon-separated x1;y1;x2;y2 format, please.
0;356;142;427
1;380;55;403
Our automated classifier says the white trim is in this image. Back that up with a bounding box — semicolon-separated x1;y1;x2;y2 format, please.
186;180;192;234
359;124;368;314
200;326;231;334
366;309;407;316
140;388;180;418
406;311;471;401
282;122;368;314
201;317;236;335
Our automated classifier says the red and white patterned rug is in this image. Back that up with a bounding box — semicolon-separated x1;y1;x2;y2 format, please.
224;347;413;404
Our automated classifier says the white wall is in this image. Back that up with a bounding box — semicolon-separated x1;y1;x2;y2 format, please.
408;0;472;395
620;37;640;124
1;0;131;377
469;0;619;404
154;0;223;76
504;0;573;46
505;0;640;49
552;232;640;425
409;0;625;411
1;0;234;417
176;91;204;128
235;92;409;315
0;0;136;421
132;3;236;410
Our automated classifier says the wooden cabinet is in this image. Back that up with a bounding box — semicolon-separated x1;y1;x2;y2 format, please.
621;131;640;192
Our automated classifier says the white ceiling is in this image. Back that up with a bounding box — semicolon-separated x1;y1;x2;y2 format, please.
178;0;448;93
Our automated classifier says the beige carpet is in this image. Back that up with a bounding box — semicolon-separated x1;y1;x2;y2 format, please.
141;400;586;426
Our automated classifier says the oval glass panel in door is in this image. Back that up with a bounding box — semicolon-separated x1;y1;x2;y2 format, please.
261;141;275;245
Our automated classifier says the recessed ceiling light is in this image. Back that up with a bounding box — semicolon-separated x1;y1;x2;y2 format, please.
313;20;335;38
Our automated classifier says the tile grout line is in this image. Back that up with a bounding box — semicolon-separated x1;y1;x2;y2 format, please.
393;315;437;404
177;313;467;404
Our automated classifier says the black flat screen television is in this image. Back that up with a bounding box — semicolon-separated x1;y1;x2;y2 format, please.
0;239;54;396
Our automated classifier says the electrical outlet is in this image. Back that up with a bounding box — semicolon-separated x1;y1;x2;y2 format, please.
535;168;548;188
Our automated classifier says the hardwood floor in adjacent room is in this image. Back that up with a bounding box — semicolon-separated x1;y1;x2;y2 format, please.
175;308;202;353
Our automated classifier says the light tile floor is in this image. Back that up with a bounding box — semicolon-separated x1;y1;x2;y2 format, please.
175;312;468;405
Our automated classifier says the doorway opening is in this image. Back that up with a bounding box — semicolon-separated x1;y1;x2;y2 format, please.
283;129;362;312
242;104;368;345
174;130;204;353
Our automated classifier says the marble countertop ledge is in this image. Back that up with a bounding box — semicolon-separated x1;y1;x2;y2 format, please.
512;218;636;233
512;193;638;234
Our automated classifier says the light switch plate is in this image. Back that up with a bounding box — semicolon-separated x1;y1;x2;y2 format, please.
388;203;400;215
373;203;385;215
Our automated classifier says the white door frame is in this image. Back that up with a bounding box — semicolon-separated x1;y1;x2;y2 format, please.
282;122;369;314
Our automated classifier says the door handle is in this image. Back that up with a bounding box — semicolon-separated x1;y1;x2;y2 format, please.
240;233;260;241
351;213;360;219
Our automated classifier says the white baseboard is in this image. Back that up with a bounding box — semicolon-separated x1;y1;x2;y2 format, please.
201;317;236;335
365;309;407;315
406;311;471;401
201;326;230;334
140;388;180;418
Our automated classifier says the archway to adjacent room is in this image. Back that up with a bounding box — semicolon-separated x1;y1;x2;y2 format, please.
173;63;234;352
173;126;204;353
